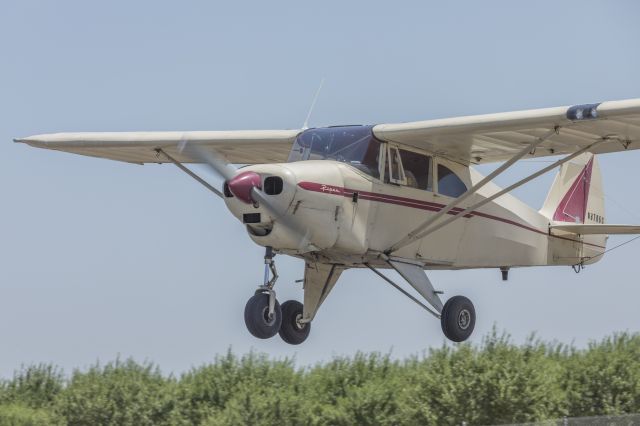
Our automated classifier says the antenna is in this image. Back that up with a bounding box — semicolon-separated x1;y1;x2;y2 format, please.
302;78;325;130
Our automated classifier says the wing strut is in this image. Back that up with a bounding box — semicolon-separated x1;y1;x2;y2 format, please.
155;148;223;198
386;126;560;253
365;263;441;319
387;135;609;254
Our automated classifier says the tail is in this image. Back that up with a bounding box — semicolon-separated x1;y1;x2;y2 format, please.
540;153;604;224
540;153;607;261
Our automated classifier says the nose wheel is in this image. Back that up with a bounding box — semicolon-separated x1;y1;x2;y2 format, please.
278;300;310;345
244;293;282;339
244;247;311;344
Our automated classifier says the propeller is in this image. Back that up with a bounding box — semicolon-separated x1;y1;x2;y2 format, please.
178;141;236;181
178;141;313;250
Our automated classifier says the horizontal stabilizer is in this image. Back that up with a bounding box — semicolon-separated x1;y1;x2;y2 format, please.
550;224;640;235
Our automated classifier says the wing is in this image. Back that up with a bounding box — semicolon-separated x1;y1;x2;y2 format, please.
373;98;640;164
550;224;640;235
14;129;301;164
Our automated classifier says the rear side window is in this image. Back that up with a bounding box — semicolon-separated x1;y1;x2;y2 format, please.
438;165;467;198
399;149;432;191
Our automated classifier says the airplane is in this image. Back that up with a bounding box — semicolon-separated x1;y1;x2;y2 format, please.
15;98;640;344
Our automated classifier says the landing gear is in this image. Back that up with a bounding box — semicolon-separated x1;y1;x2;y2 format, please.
244;246;282;339
279;300;311;345
440;296;475;342
244;247;311;344
368;259;476;343
244;293;282;339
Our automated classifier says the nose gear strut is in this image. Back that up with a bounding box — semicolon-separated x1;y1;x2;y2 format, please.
244;246;283;339
243;247;312;344
257;246;279;318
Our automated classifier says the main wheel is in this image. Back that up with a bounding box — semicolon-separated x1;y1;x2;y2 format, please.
244;293;282;339
278;300;310;345
440;296;475;342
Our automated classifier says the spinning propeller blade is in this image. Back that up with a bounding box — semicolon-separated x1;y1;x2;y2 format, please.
249;186;312;248
178;141;237;181
179;141;312;250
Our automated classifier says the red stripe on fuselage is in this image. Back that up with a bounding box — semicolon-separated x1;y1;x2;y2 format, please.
297;182;472;217
297;181;605;249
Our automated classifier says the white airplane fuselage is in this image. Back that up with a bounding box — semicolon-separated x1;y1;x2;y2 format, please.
224;157;607;270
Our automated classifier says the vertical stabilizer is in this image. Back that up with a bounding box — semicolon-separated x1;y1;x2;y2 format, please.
541;153;607;262
540;153;604;225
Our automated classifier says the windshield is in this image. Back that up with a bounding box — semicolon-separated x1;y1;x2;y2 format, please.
287;126;381;178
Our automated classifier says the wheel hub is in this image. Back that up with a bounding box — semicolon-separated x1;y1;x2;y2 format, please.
294;313;305;330
262;306;276;326
458;309;471;330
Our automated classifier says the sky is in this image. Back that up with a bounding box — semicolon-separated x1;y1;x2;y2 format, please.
1;0;639;377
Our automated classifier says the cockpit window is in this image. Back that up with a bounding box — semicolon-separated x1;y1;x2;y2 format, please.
437;164;467;198
399;149;432;190
287;126;381;178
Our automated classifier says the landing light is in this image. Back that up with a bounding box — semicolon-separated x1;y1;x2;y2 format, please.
566;103;600;121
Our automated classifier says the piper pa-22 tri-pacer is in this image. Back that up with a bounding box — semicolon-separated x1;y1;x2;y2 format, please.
16;98;640;343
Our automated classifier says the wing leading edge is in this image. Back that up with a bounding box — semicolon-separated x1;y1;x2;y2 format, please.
15;129;301;165
373;98;640;165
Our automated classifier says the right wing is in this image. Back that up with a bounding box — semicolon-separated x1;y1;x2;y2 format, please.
374;98;640;165
550;224;640;235
14;129;301;165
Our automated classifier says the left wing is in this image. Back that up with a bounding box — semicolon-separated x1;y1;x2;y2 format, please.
14;130;301;165
550;224;640;235
374;98;640;165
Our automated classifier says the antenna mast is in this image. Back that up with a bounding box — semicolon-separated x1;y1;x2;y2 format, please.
302;78;325;130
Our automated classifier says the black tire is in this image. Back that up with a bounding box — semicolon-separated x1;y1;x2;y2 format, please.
440;295;475;342
244;293;282;339
278;300;310;345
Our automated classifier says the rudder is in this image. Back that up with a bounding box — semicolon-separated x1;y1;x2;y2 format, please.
540;153;605;225
540;153;607;262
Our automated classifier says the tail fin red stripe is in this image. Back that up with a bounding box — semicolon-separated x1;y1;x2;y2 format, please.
552;157;594;223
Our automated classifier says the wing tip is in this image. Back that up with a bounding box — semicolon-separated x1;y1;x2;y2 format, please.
13;136;46;146
14;136;40;143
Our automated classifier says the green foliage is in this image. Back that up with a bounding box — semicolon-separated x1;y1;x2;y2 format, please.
176;350;305;426
303;352;408;425
0;332;638;425
0;403;62;426
563;333;640;416
0;364;64;409
54;358;177;426
403;331;566;425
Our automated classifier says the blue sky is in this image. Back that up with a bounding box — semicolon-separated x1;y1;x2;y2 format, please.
1;1;639;377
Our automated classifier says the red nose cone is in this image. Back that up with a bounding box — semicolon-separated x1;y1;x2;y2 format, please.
227;171;261;204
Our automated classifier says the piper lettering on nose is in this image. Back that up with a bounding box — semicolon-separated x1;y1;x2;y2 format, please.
320;184;341;194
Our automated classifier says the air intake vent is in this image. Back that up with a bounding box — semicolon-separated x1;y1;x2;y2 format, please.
243;213;261;224
223;182;233;197
264;176;283;195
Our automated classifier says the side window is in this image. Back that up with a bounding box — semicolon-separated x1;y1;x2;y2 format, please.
386;146;406;185
399;149;432;191
438;164;467;198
